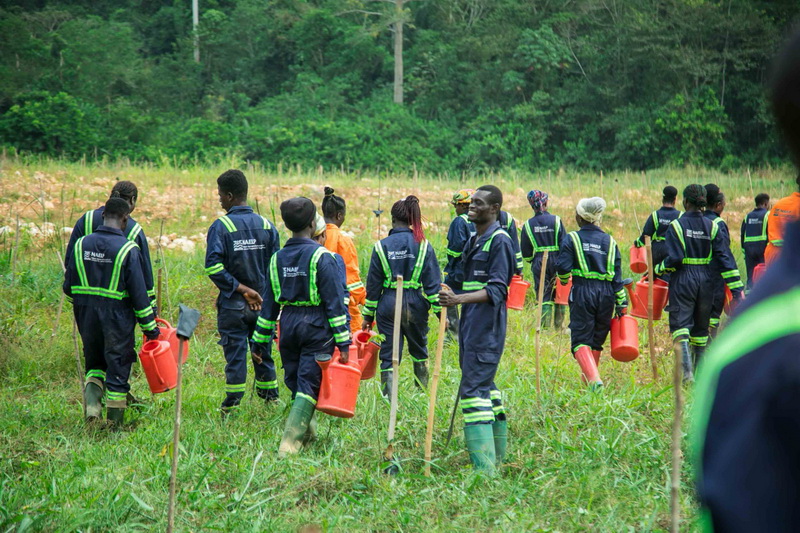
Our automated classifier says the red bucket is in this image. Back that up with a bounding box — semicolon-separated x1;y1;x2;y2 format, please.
507;275;531;310
610;315;640;362
354;330;379;380
626;277;669;320
629;246;647;274
317;352;363;418
139;340;178;394
555;277;572;305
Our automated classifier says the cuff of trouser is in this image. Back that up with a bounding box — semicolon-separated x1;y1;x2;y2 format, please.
106;390;127;409
85;376;105;390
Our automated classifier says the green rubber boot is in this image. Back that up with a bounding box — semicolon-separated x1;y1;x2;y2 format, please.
278;396;316;458
302;412;318;446
464;424;496;476
413;361;429;389
541;303;553;328
107;408;125;428
554;304;567;329
492;419;508;467
84;382;104;421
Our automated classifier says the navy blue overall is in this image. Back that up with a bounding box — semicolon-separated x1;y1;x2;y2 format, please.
458;223;515;426
444;213;475;336
520;212;567;305
740;207;768;290
656;211;743;348
695;220;800;532
63;226;159;408
66;207;156;312
634;207;682;281
499;211;523;275
205;206;280;407
556;225;626;353
363;228;442;372
252;238;351;405
704;211;737;331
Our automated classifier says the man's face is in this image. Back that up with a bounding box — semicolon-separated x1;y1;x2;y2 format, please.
468;190;497;225
218;188;234;211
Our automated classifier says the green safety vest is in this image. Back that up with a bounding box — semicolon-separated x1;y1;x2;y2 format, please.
71;237;138;300
567;231;618;281
84;209;143;244
743;211;769;243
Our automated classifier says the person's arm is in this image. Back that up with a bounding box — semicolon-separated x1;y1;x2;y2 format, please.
135;227;157;312
634;213;656;247
556;234;575;284
740;218;746;251
612;240;627;308
421;241;443;314
341;235;366;306
318;253;351;357
252;255;281;355
520;221;534;263
124;246;159;339
362;244;385;328
204;221;262;310
440;234;514;307
507;217;523;275
655;221;685;276
712;225;744;299
64;213;86;271
444;217;468;277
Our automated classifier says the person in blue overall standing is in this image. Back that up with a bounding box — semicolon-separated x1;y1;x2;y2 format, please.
439;185;515;476
252;197;351;458
443;189;475;341
694;31;800;530
556;197;627;388
498;209;523;275
655;184;743;382
63;197;160;427
362;196;442;397
633;185;682;282
703;184;741;339
520;190;567;328
740;193;770;290
205;170;281;415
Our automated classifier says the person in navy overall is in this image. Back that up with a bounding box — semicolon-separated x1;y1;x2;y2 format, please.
633;185;682;282
703;184;741;339
443;189;476;341
204;170;280;414
252;197;351;458
439;185;515;476
655;184;743;382
498;209;523;275
520;190;567;328
694;32;800;531
556;197;626;388
740;193;770;290
63;197;160;427
362;196;442;397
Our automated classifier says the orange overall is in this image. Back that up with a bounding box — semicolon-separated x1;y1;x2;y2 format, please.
765;192;800;265
324;224;366;333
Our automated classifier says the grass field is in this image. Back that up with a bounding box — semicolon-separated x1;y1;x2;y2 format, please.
0;157;795;531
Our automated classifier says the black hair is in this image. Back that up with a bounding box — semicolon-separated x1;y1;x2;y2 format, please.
769;29;800;178
104;197;131;219
280;197;316;232
217;169;248;198
662;185;678;203
476;184;503;209
684;184;707;208
322;186;346;218
391;195;424;243
704;183;721;208
755;193;770;206
110;180;138;202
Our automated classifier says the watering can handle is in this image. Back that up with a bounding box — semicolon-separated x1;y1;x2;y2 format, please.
151;345;166;386
155;317;171;329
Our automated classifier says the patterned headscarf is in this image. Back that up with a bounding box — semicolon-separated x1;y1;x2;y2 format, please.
452;189;475;205
527;190;549;213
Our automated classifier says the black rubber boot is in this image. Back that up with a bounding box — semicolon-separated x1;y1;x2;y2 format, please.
413;361;429;389
679;341;694;383
380;371;393;399
692;345;706;369
84;382;104;421
126;392;147;411
107;407;125;429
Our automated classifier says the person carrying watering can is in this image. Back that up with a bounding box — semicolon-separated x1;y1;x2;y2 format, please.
443;189;476;341
252;197;351;458
633;185;682;282
205;170;281;416
520;190;568;328
556;197;627;389
740;193;770;291
362;196;442;397
654;184;743;382
63;197;160;427
439;185;515;476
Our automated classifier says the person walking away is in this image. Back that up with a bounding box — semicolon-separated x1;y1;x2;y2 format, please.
439;185;515;476
499;209;524;275
362;196;442;397
322;187;366;334
443;189;475;341
741;193;770;290
63;197;160;427
520;190;567;328
764;178;800;265
633;186;682;282
703;184;741;339
205;170;281;416
251;197;351;457
556;197;626;388
313;213;349;315
655;184;743;382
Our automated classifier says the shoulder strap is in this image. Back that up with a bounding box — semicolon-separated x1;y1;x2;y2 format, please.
308;246;331;305
481;228;511;252
109;241;137;292
569;232;589;275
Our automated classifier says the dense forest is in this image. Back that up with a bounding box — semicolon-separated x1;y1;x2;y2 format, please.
1;0;798;173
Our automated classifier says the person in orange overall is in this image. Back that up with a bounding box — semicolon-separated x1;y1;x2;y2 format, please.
322;187;366;333
764;179;800;265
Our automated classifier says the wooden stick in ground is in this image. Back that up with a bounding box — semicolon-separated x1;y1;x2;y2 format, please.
167;338;186;533
424;303;448;476
645;236;658;381
669;339;684;532
384;275;403;472
533;251;550;404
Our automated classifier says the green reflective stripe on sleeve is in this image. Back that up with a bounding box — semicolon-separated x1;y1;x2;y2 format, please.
296;392;317;406
84;210;95;236
255;380;277;390
333;331;350;343
347;281;364;291
139;319;157;330
328;315;347;327
75;237;89;287
506;213;515;232
134;307;152;318
252;332;271;343
261;216;271;230
147;289;156;297
770;239;784;246
127;223;142;242
219;216;236;233
205;263;224;275
672;328;690;339
710;220;719;240
257;317;276;329
364;299;378;309
425;293;439;303
721;270;739;279
462;281;487;291
446;248;462;257
726;280;744;290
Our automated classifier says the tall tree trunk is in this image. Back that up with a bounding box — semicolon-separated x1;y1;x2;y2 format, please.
193;0;200;63
393;0;404;105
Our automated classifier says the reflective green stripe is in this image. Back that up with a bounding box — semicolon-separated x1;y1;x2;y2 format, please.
376;240;430;289
461;397;492;409
74;237;89;287
257;317;276;328
409;240;429;287
463;412;495;423
252;332;271;343
492;405;505;414
106;391;127;400
459;214;470;223
709;318;720;327
720;270;739;279
260;216;271;230
671;220;686;252
147;289;156;297
425;293;439;303
689;336;708;346
572;344;590;353
84;210;95;236
255;380;277;389
374;242;392;283
333;331;350;343
346;281;364;291
462;281;487;291
770;239;784;246
523;220;536;253
568;230;615;280
219;216;236;233
127;223;142;242
225;383;247;392
607;236;617;277
446;248;462;257
86;369;106;380
482;229;511;252
328;315;347;327
364;299;378;308
505;213;515;232
490;390;502;400
672;328;690;339
569;232;590;276
726;280;744;290
307;247;328;306
139;320;157;331
205;263;224;275
269;254;280;301
683;258;711;265
134;307;152;318
743;235;767;243
71;287;129;299
296;392;317;405
109;241;137;295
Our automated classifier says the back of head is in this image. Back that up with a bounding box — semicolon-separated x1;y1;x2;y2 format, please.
770;29;800;179
527;190;549;213
391;195;425;243
576;197;606;224
322;186;346;218
684;184;707;209
280;197;316;233
704;183;721;207
755;193;770;207
662;185;678;204
110;180;138;203
217;169;248;199
104;197;131;219
476;185;503;210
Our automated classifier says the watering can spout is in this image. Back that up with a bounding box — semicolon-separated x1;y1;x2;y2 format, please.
316;353;332;371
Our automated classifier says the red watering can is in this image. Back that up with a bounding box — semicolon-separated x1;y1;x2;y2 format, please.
507;275;531;310
752;263;766;284
316;351;363;418
629;246;647;274
625;277;669;320
610;315;639;362
554;276;572;305
139;340;178;394
354;330;380;380
142;317;188;364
